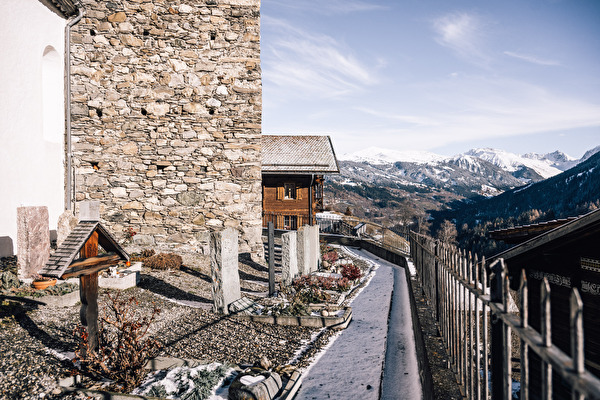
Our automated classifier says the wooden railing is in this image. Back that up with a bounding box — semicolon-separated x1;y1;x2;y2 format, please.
410;232;600;400
262;212;310;230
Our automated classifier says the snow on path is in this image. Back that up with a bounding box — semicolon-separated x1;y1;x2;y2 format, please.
295;246;422;399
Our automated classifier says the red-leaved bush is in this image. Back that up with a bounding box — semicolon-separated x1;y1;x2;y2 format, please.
341;264;362;281
322;250;339;263
73;293;162;392
293;274;351;293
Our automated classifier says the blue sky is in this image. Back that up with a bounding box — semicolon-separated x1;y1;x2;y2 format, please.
260;0;600;158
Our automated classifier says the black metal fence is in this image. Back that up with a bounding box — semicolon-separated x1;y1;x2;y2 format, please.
410;232;600;400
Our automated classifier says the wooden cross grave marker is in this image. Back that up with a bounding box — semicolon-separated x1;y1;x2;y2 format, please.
37;220;129;353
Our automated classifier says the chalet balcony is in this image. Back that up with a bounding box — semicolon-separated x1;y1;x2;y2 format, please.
262;212;311;230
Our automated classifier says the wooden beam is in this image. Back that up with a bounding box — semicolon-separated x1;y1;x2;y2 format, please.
80;232;99;354
61;262;116;279
69;254;121;272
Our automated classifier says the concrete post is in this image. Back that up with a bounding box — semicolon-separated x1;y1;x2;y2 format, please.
281;231;298;286
210;227;241;314
268;222;275;295
297;226;309;275
310;225;320;273
297;225;320;275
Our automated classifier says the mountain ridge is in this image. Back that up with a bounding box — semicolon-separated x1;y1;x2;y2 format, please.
326;144;600;227
340;146;589;179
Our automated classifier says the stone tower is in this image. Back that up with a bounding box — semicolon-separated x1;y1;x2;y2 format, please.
70;0;262;262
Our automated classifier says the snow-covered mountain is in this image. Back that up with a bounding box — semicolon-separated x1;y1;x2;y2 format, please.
465;148;562;179
340;146;587;180
342;147;448;165
523;150;578;171
581;145;600;163
432;150;600;233
328;145;598;224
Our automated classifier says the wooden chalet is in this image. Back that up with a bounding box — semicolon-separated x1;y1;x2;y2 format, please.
262;135;339;230
490;209;600;398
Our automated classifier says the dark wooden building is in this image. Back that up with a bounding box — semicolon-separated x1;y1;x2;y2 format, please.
490;209;600;398
261;135;339;230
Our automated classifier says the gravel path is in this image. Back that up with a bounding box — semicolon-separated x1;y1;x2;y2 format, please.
0;249;351;399
0;242;380;399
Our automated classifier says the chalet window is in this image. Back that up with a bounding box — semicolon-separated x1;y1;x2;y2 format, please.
284;183;296;199
284;215;298;230
315;184;323;199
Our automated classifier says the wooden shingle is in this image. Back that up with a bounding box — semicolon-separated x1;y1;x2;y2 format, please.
39;221;129;279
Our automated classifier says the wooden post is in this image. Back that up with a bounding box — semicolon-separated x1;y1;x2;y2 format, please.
433;241;439;320
490;259;507;400
80;231;99;353
520;270;529;400
268;222;275;296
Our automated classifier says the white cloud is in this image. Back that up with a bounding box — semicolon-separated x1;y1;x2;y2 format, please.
355;76;600;151
268;0;387;15
432;12;489;65
262;17;379;98
354;107;439;127
503;51;560;66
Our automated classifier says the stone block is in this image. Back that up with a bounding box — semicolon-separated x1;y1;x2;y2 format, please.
79;201;100;221
281;231;298;286
17;206;50;279
56;210;78;249
309;225;320;273
229;371;282;400
297;225;320;275
99;270;139;289
296;226;308;276
210;227;241;314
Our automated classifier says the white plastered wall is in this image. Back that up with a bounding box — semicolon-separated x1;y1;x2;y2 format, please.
0;0;66;256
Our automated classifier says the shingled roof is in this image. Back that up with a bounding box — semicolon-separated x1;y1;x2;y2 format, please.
262;135;339;174
489;217;578;244
43;0;81;18
39;221;129;278
490;208;600;264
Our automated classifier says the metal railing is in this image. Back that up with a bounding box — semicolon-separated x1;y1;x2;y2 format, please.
410;232;600;400
317;215;410;254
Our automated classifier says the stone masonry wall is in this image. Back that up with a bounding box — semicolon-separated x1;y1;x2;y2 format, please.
70;0;262;262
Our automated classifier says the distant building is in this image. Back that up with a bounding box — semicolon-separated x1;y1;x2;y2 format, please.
262;135;339;230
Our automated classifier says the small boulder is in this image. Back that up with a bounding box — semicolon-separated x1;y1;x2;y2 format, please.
228;371;282;400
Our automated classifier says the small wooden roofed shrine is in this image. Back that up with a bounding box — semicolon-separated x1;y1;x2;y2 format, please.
39;220;129;279
38;217;129;352
489;208;600;393
261;135;339;230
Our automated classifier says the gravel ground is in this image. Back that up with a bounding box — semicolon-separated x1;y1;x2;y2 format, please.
0;245;369;399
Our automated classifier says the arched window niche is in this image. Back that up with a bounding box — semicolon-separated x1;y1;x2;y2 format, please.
42;45;63;143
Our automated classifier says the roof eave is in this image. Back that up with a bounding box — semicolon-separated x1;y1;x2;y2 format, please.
262;170;340;175
489;208;600;263
40;0;80;18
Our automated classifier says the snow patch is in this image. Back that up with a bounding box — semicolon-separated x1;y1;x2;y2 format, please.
341;146;448;165
466;148;562;178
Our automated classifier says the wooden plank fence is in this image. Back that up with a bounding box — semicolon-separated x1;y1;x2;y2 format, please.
410;232;600;400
